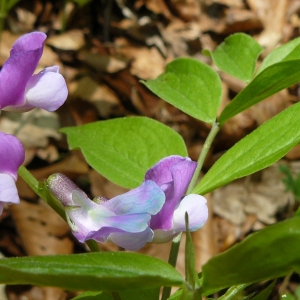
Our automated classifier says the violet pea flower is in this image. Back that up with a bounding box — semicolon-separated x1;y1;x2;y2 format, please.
47;173;165;251
0;132;25;215
0;32;68;112
145;155;208;243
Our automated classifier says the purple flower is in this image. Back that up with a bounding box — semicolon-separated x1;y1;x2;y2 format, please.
0;132;25;215
145;155;208;243
0;32;68;111
47;173;165;251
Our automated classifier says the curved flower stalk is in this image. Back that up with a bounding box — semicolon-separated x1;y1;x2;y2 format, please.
0;31;68;112
145;155;208;243
0;132;25;215
47;173;165;251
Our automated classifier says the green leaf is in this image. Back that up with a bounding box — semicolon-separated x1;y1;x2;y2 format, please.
143;58;222;124
7;0;20;11
250;281;275;300
72;288;159;300
169;289;183;300
218;60;300;125
201;217;300;295
61;117;187;188
258;37;300;74
72;291;106;300
0;252;183;291
208;33;263;82
193;102;300;195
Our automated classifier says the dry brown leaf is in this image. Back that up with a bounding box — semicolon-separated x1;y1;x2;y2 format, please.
142;0;173;19
69;76;121;117
204;0;245;8
214;216;241;251
249;89;293;125
0;110;61;148
46;30;85;51
10;200;73;256
15;7;37;31
222;7;263;34
130;46;165;80
212;162;291;226
286;144;300;160
79;51;128;73
168;0;201;21
89;169;129;199
247;0;288;53
16;153;89;200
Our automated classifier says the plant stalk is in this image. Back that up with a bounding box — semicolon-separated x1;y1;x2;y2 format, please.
161;233;182;300
186;121;220;194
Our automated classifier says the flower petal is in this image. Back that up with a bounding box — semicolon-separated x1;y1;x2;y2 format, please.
152;195;208;243
108;228;154;251
22;66;68;112
172;194;208;233
0;173;20;205
0;133;24;180
103;180;165;215
69;190;151;243
146;156;197;230
0;32;46;109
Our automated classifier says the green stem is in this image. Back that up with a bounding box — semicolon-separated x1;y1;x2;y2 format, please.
186;122;220;195
218;284;249;300
161;233;182;300
161;122;220;300
18;165;101;252
18;165;66;221
86;239;101;252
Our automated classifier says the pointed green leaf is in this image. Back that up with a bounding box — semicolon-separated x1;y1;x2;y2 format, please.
0;252;183;291
72;291;108;300
61;117;187;188
72;288;159;300
193;102;300;195
218;60;300;125
209;33;263;82
202;217;300;295
250;281;275;300
169;289;183;300
143;58;222;124
258;37;300;74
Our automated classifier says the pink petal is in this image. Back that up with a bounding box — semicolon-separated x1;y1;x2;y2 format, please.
0;173;20;205
146;156;197;230
0;133;24;180
172;194;208;233
152;195;208;243
108;228;154;251
0;32;46;108
23;66;68;112
103;180;165;215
